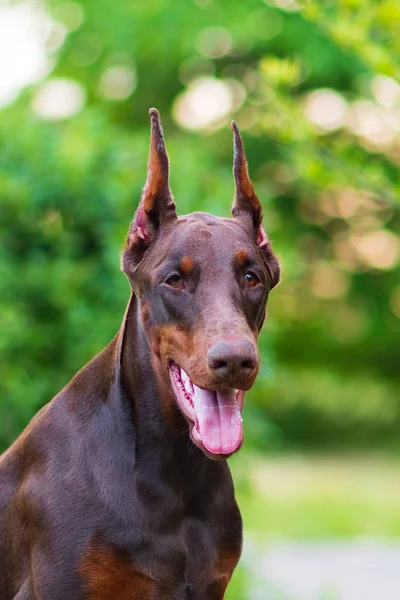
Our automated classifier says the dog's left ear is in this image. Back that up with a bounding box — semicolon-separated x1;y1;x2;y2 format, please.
231;122;280;290
125;109;177;268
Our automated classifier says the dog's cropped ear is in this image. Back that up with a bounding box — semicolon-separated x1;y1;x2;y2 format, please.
125;109;177;265
231;121;280;289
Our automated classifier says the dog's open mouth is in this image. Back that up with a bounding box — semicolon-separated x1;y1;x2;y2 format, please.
168;361;244;457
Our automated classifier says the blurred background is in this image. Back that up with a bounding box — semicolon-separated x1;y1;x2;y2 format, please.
1;0;400;598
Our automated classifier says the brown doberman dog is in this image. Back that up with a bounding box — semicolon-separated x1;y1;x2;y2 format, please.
0;109;280;599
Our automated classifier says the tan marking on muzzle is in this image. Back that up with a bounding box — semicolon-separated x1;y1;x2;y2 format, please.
152;321;259;392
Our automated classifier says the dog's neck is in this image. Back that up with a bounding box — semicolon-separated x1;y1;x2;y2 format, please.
117;293;220;489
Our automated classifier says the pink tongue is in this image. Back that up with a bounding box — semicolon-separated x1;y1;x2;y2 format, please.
192;384;243;455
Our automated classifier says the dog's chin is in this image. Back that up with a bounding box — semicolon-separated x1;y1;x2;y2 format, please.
168;361;245;460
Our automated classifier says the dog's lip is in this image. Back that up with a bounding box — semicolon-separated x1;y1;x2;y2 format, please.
168;361;196;423
167;360;244;457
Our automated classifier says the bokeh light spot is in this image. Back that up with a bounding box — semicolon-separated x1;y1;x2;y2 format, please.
98;66;137;101
32;78;86;120
52;1;84;32
350;229;400;270
224;78;246;111
195;26;232;59
173;77;233;131
311;261;351;300
346;101;396;148
304;89;348;132
371;75;400;109
265;0;302;12
46;21;68;53
0;1;53;108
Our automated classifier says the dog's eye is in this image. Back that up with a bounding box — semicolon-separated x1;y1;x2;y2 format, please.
244;271;260;288
164;274;184;290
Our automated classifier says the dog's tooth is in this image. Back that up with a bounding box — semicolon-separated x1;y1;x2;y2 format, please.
184;379;192;394
181;369;189;383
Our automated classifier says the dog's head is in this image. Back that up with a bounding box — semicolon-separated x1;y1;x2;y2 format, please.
122;109;279;459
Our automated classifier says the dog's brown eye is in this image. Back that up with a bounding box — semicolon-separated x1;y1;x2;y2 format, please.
244;271;260;288
165;274;184;289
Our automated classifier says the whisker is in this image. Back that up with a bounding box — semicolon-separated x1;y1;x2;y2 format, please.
258;361;273;376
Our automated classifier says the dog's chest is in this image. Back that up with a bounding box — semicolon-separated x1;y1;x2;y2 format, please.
80;514;238;600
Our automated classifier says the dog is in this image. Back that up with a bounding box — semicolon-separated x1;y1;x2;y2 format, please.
0;109;280;599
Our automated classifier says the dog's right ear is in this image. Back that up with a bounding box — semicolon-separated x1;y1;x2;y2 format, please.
123;109;177;272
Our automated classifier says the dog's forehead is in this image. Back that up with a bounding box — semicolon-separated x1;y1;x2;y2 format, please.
168;212;253;257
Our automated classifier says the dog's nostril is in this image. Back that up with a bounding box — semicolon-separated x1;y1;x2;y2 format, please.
213;359;228;370
242;359;256;370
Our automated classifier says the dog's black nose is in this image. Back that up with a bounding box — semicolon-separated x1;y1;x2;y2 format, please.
207;339;258;383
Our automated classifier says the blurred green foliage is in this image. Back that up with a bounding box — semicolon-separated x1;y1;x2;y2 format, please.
1;0;400;455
